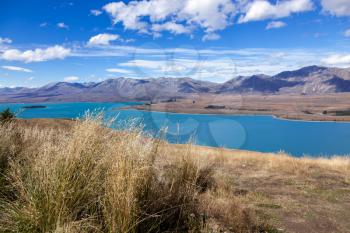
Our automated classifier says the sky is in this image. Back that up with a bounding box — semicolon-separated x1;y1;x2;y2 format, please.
0;0;350;87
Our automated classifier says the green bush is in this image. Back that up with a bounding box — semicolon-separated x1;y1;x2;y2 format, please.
0;108;15;123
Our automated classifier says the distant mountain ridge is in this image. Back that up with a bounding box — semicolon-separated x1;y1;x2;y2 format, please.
1;65;350;103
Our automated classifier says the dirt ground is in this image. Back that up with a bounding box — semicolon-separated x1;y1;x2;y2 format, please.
176;145;350;233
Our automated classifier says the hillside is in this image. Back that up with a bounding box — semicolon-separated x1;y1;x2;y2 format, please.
1;66;350;103
0;118;349;232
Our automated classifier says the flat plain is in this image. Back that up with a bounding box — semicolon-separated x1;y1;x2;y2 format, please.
129;93;350;122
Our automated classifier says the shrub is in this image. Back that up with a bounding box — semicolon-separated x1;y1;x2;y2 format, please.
0;108;15;123
0;116;215;232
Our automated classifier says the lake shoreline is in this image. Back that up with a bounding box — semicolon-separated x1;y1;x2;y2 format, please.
3;101;350;155
15;118;350;158
119;94;350;122
14;118;350;159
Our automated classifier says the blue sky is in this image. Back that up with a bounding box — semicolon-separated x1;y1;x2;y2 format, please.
0;0;350;87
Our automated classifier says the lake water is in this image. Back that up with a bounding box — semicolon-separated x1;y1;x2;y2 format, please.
1;102;350;157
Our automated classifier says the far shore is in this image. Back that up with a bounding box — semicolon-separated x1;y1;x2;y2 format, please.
121;93;350;122
119;106;350;123
3;93;350;122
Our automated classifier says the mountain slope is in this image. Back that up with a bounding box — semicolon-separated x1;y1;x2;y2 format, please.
1;66;350;103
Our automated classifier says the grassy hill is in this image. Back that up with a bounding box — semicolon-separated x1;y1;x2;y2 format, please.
0;117;349;232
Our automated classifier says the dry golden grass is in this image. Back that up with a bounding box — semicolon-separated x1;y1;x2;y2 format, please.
0;115;272;233
178;146;350;233
0;116;349;233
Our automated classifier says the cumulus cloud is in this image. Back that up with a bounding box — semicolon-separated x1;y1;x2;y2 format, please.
2;65;33;73
238;0;313;23
1;45;71;63
152;22;191;35
322;54;350;66
266;21;287;29
180;0;236;33
202;33;221;41
90;9;102;16
103;1;149;31
102;0;317;37
88;33;120;46
321;0;350;16
64;76;79;82
103;0;236;37
57;22;69;29
0;37;12;44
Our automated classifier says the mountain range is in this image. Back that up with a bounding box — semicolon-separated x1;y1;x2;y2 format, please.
1;65;350;103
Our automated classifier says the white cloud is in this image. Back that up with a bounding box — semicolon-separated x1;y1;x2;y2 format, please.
88;33;120;46
106;68;132;74
1;45;71;63
266;21;287;29
118;57;299;82
322;54;350;66
64;76;79;82
103;0;236;37
0;37;12;44
90;9;102;16
344;28;350;37
238;0;313;23
120;59;166;69
103;1;149;31
124;38;135;43
57;22;69;29
181;0;236;33
202;33;221;41
119;59;194;75
321;0;350;17
2;65;33;73
152;22;191;35
69;44;334;81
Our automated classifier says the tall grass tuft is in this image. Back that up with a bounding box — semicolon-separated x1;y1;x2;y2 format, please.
0;114;268;232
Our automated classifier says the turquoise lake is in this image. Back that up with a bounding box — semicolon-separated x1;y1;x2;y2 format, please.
1;102;350;157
